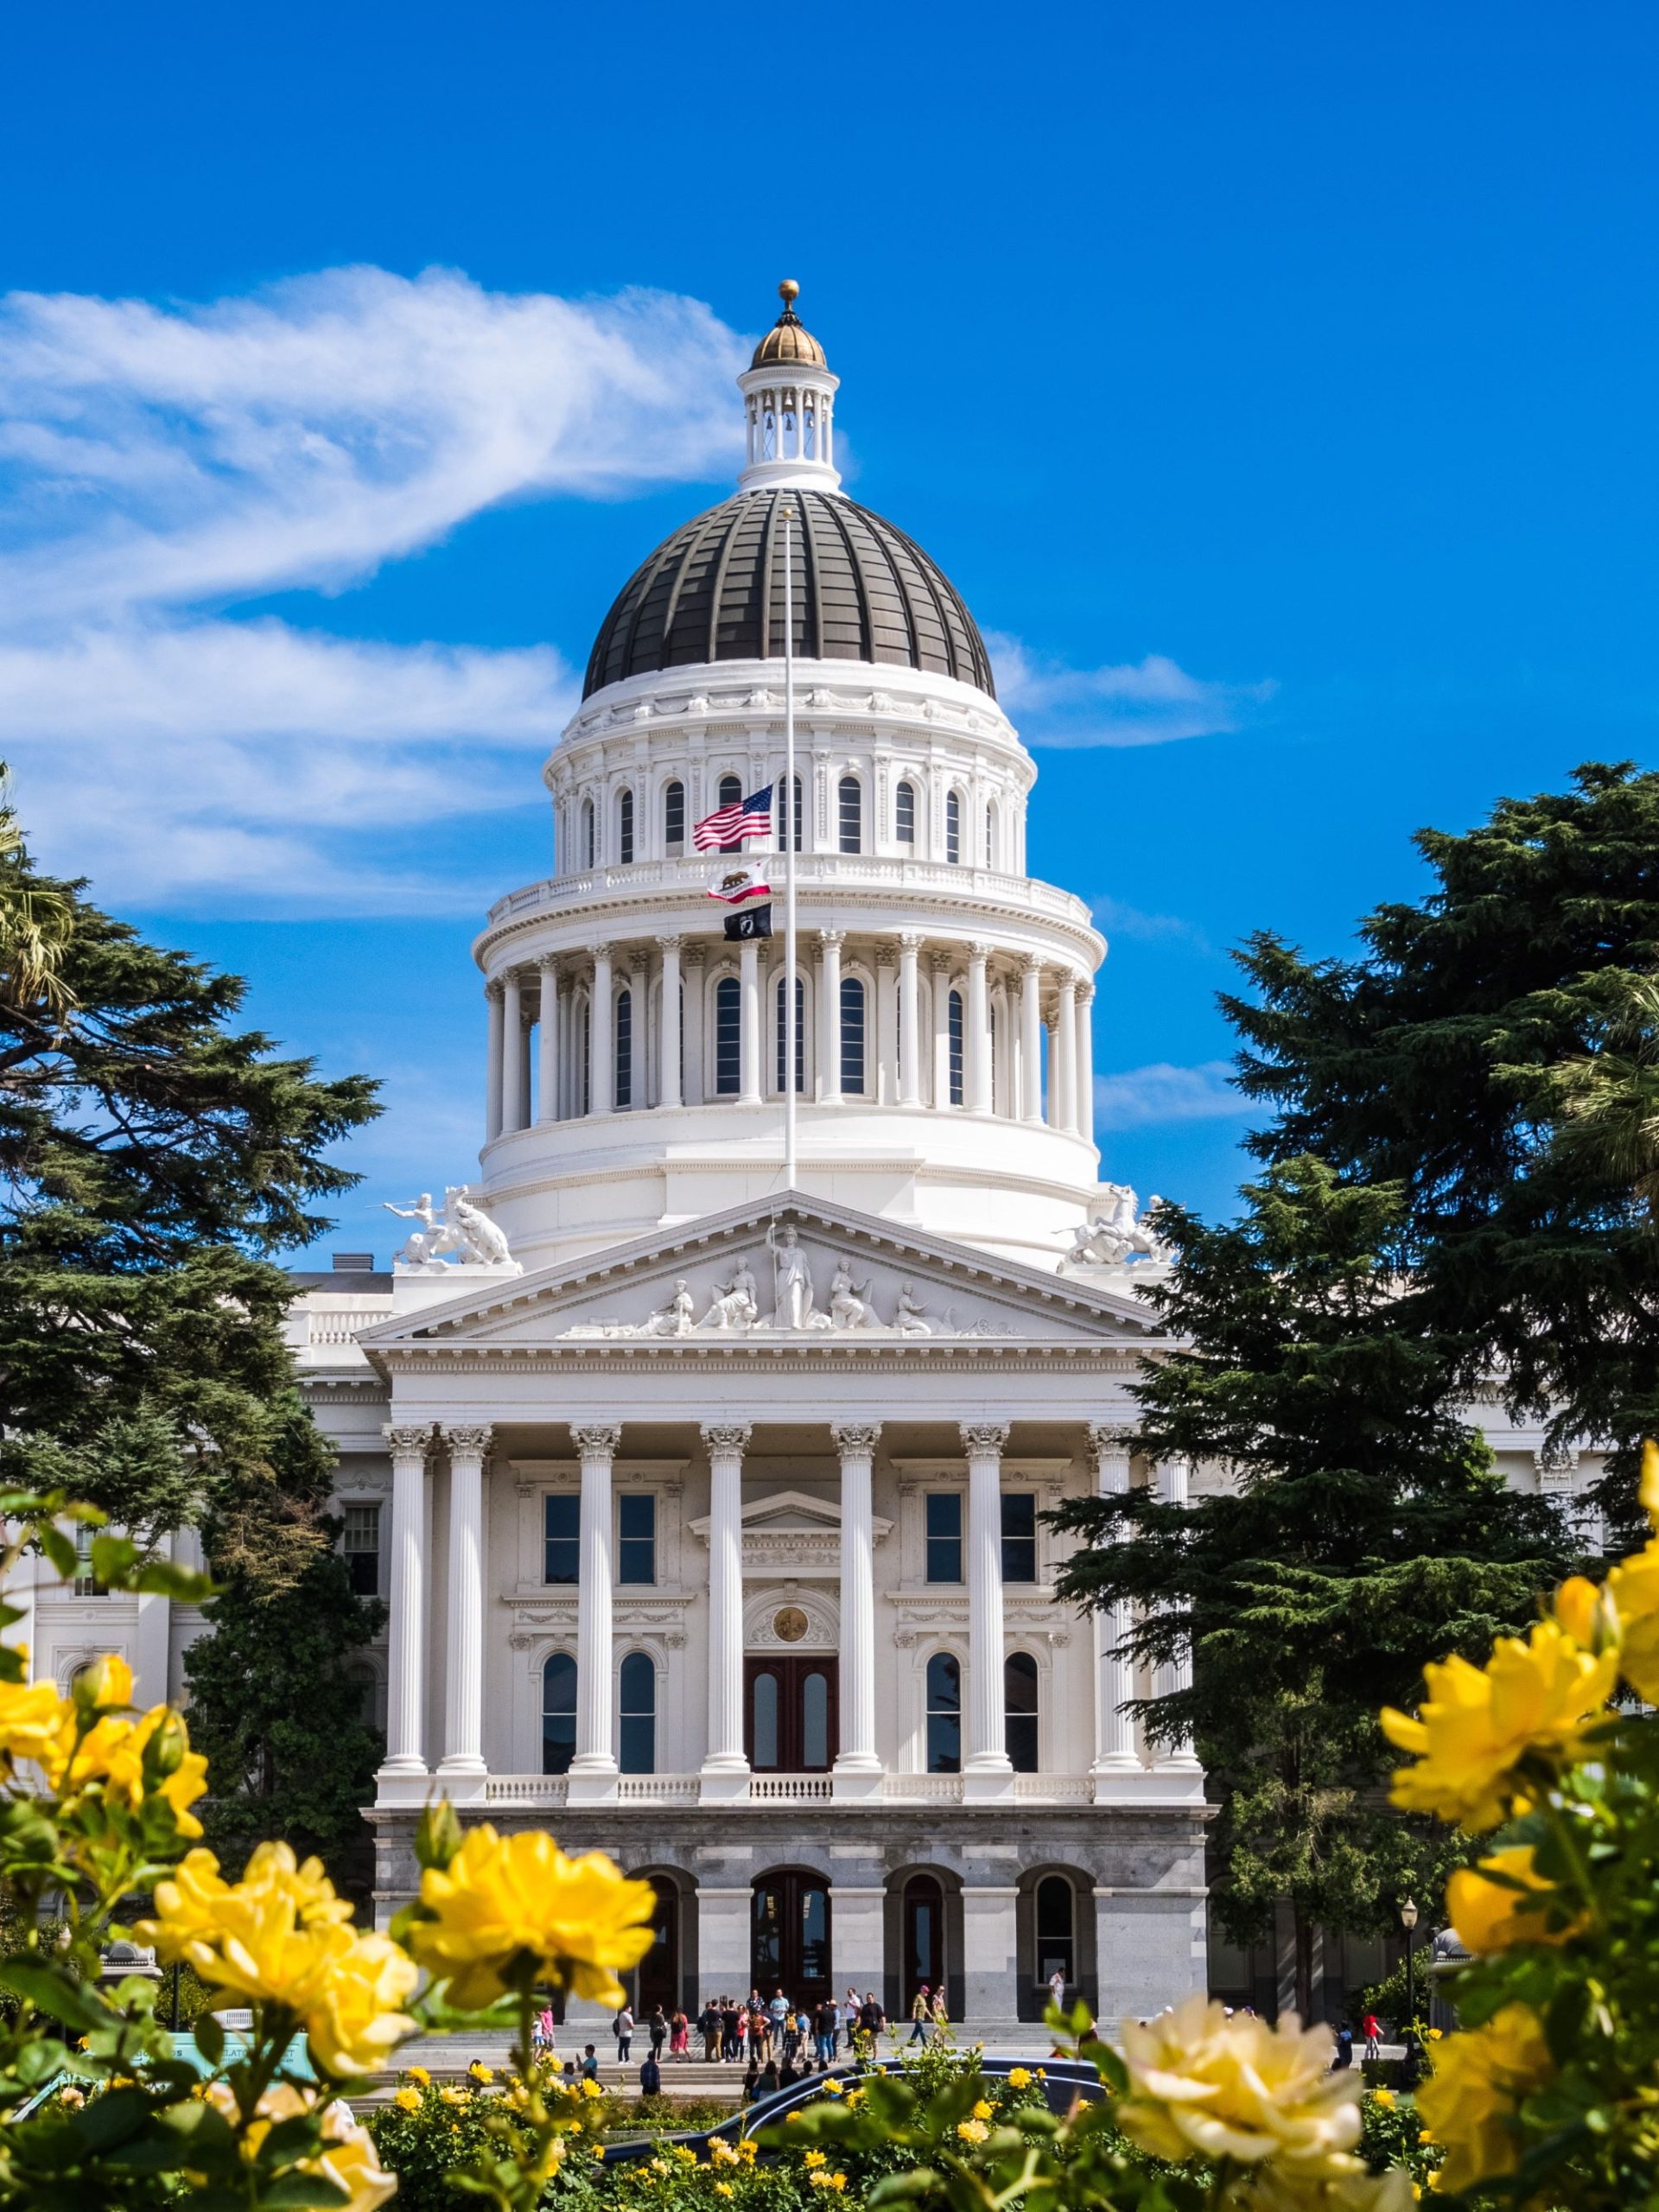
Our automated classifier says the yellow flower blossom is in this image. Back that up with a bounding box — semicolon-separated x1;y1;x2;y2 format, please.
1414;2004;1554;2195
1381;1618;1617;1832
809;2173;848;2191
1117;1993;1366;2183
1007;2067;1032;2089
972;2099;994;2120
1446;1844;1579;1954
468;2061;494;2083
737;2139;759;2161
394;2087;421;2113
137;1843;416;2075
956;2119;989;2143
441;2087;467;2105
823;2078;843;2095
1603;1454;1659;1699
804;2150;828;2169
582;2077;603;2100
0;1667;72;1767
406;2064;430;2086
715;2186;734;2198
710;2139;739;2165
1371;2088;1395;2111
406;1824;655;2008
201;2082;395;2212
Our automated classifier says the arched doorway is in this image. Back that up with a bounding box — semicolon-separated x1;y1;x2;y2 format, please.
902;1874;944;2009
635;1874;681;2015
751;1870;832;2005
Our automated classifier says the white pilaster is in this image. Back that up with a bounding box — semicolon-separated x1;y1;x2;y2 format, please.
379;1423;431;1789
501;970;524;1135
739;942;761;1104
1075;980;1096;1145
658;935;683;1109
1087;1423;1140;1787
931;951;953;1105
1153;1458;1202;1770
897;932;922;1107
537;959;560;1124
966;942;992;1115
485;983;504;1142
589;945;614;1116
683;944;707;1106
831;1421;881;1795
1020;957;1043;1122
1055;973;1078;1135
818;930;844;1100
874;946;898;1105
961;1420;1013;1794
569;1423;621;1798
438;1423;491;1792
701;1421;752;1799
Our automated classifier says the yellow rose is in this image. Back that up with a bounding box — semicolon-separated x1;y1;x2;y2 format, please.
1118;1993;1364;2181
406;2064;430;2086
804;2151;827;2169
1381;1618;1617;1832
1007;2067;1032;2089
1446;1844;1578;1954
0;1668;72;1768
1414;2004;1554;2195
715;2186;734;2198
394;2087;421;2113
582;2078;603;2100
1371;2088;1395;2111
201;2082;396;2212
972;2099;994;2120
406;1824;655;2008
468;2062;494;2083
956;2120;989;2143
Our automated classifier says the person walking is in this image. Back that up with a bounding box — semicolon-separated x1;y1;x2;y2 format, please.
858;1990;886;2056
908;1985;931;2044
647;2005;668;2063
1047;1967;1067;2016
931;1987;949;2038
721;1998;740;2062
700;1999;721;2063
670;2007;690;2060
1332;2023;1354;2071
1362;2011;1382;2062
768;1986;791;2058
613;2003;634;2063
815;1996;838;2064
841;1989;861;2055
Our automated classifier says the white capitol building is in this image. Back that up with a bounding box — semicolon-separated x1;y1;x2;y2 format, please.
27;288;1603;2031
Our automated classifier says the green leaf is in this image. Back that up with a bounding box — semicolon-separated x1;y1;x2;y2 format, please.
415;1796;463;1872
35;1524;77;1581
66;2083;155;2152
256;2174;352;2209
0;1960;114;2034
193;2011;226;2068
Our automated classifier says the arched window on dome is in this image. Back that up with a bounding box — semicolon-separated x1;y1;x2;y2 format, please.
581;798;595;870
777;775;803;853
543;1652;577;1777
895;780;917;849
761;407;777;461
984;801;995;870
945;791;962;866
619;1652;656;1775
717;774;744;855
615;988;632;1110
840;976;867;1095
803;397;817;460
948;989;964;1105
926;1653;962;1774
776;975;805;1095
664;779;685;854
715;976;741;1096
838;776;862;855
618;786;634;866
782;402;798;458
1005;1652;1039;1772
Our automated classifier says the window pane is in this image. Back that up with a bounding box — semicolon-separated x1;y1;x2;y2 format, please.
752;1671;779;1769
839;977;866;1094
778;775;803;852
664;779;684;848
945;791;960;864
926;1653;962;1774
343;1504;379;1598
775;976;804;1094
984;806;994;868
615;987;632;1109
802;1671;829;1769
543;1652;577;1776
582;801;594;868
753;1885;782;1981
719;774;743;854
543;1494;580;1584
618;1493;656;1585
1001;1492;1037;1583
925;1493;963;1585
619;1651;655;1774
800;1885;830;1979
620;787;634;864
838;776;861;855
1035;1877;1074;1981
715;976;741;1095
948;991;964;1106
896;781;915;844
1006;1653;1039;1773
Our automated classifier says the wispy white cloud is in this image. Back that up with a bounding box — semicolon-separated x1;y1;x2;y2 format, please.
1089;893;1214;952
988;632;1274;749
0;266;747;910
1093;1060;1251;1130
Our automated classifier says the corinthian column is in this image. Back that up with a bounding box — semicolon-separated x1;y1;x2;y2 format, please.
486;983;504;1142
1086;1423;1140;1778
658;936;683;1109
701;1422;752;1799
739;943;761;1103
832;1422;882;1795
589;945;614;1116
966;943;992;1115
818;931;845;1100
501;970;524;1135
1054;973;1078;1135
1075;980;1096;1145
961;1421;1014;1791
1020;958;1043;1122
438;1423;492;1786
569;1423;622;1796
380;1424;431;1781
537;959;561;1124
1152;1458;1202;1770
897;934;922;1107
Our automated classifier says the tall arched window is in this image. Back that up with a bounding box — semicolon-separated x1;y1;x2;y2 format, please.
615;988;632;1109
777;774;804;853
717;773;744;854
581;798;595;869
926;1653;962;1773
664;779;685;852
838;776;862;855
618;786;634;865
840;976;866;1094
948;989;964;1106
1005;1653;1039;1772
1035;1876;1075;1990
578;996;591;1116
984;803;995;869
776;975;804;1094
715;976;741;1096
543;1652;577;1776
945;791;962;865
895;780;917;847
619;1652;655;1774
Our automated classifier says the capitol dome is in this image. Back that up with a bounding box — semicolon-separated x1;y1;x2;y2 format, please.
582;486;996;700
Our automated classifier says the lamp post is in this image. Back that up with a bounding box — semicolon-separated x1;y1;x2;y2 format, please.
1400;1896;1419;2031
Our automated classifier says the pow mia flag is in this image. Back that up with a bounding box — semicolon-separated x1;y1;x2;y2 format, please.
722;902;773;942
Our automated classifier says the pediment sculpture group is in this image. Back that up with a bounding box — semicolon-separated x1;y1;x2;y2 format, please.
572;1224;958;1339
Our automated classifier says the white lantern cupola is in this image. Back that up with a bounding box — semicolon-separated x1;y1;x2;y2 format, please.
736;280;842;493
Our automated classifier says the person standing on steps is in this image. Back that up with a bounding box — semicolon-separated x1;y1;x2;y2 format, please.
613;2003;634;2063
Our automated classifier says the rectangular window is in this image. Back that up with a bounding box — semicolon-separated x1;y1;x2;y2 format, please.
615;988;632;1109
840;976;866;1094
838;777;861;854
543;1493;580;1584
925;1492;963;1584
342;1503;381;1599
1001;1491;1037;1584
73;1522;106;1599
715;976;741;1095
664;780;684;850
895;781;915;845
618;1493;656;1585
776;976;804;1094
948;989;964;1106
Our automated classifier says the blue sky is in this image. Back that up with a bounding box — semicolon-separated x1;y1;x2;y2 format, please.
3;1;1656;1261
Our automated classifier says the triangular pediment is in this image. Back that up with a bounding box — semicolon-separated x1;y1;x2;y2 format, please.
354;1193;1168;1361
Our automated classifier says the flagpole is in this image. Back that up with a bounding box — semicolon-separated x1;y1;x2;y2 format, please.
783;508;798;1189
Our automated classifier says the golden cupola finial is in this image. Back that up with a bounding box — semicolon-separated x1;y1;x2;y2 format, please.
749;278;827;370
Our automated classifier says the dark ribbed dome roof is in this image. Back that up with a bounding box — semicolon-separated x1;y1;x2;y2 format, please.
582;489;995;701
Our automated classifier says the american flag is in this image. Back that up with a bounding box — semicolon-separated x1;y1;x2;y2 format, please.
692;783;774;852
